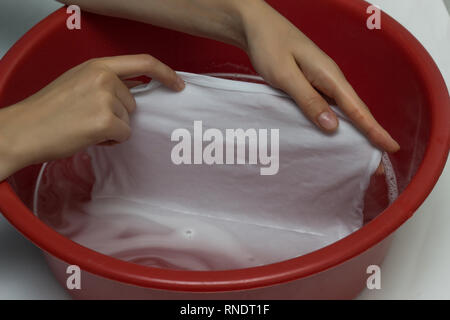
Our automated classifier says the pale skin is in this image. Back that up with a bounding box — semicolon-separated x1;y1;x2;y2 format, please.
0;0;396;181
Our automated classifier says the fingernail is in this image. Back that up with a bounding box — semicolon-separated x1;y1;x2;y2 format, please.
175;77;185;91
318;111;338;130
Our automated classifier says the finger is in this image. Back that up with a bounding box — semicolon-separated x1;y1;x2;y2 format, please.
113;78;137;113
332;80;400;153
104;115;131;144
97;54;185;92
294;46;400;153
109;96;130;125
123;80;145;89
274;58;339;132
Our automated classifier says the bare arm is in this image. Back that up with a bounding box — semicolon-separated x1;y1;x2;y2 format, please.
59;0;248;49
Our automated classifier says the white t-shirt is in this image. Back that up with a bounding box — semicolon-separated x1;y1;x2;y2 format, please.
68;72;382;270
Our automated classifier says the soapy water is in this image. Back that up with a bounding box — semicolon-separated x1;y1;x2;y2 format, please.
32;74;399;271
381;152;399;204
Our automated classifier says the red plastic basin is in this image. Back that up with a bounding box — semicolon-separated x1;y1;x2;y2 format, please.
0;0;449;299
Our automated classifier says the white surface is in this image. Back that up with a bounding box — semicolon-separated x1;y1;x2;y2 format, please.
0;0;448;299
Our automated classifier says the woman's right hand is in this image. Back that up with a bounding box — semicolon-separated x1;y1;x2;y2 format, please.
0;54;185;181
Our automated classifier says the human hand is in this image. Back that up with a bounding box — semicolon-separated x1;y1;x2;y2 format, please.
0;54;184;181
240;0;400;154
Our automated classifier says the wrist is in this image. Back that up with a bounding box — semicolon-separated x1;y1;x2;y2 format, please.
0;134;19;183
0;150;18;182
0;104;30;181
199;0;254;52
231;0;270;52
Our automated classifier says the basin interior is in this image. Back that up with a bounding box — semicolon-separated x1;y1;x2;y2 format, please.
1;2;431;270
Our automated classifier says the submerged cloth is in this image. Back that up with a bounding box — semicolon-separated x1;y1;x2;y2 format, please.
80;72;381;270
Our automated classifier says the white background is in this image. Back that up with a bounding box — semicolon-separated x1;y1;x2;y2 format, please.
0;0;449;299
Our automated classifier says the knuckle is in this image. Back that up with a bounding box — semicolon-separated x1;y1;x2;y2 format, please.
139;54;157;70
328;59;346;79
98;91;116;107
96;111;116;132
349;108;366;123
84;58;103;70
93;69;114;87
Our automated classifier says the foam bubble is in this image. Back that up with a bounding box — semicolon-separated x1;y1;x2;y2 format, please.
381;152;399;204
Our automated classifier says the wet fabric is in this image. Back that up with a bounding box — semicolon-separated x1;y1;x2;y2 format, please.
77;72;382;270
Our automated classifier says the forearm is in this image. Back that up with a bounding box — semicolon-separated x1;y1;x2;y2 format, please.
0;143;14;182
58;0;260;50
0;104;27;182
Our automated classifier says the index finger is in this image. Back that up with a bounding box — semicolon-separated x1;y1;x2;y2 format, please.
96;54;185;91
333;80;400;153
